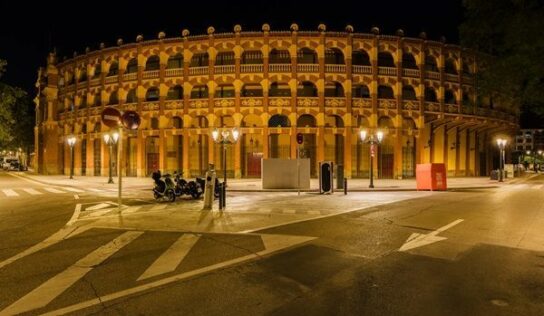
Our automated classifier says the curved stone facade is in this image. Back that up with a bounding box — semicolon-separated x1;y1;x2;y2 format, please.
34;24;517;179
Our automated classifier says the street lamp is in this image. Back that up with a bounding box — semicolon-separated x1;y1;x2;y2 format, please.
67;136;76;179
211;127;240;186
103;131;119;184
359;129;384;188
496;138;507;182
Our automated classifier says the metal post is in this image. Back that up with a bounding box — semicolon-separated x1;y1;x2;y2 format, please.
223;143;227;186
222;181;226;208
218;183;223;210
108;143;114;184
499;147;504;182
369;146;374;188
70;145;74;179
297;144;300;196
117;128;123;210
344;178;347;195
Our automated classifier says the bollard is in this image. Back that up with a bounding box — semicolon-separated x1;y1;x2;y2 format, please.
218;183;223;210
344;178;347;195
222;182;226;208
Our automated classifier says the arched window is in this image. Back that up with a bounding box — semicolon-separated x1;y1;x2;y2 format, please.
146;87;160;101
325;48;344;64
191;52;209;67
378;52;395;67
424;87;438;102
352;50;371;66
445;90;456;104
81;123;87;134
462;91;472;106
325;82;344;97
126;89;137;103
462;62;472;75
79;69;87;82
402;86;417;100
241;51;263;64
126;58;138;73
402;53;417;69
378;116;394;128
94;122;101;132
92;64;101;78
297;81;317;97
352;84;370;98
402;117;417;129
107;62;118;77
109;90;119;105
194;116;208;128
80;96;87;107
145;56;160;71
191;85;208;99
297;114;316;127
214;84;234;98
268;114;290;127
425;56;438;72
269;82;291;97
297;48;317;64
241;84;263;97
167;53;183;69
269;49;290;64
325;115;344;127
150;118;159;129
445;59;457;74
215;52;235;66
378;85;394;99
172;116;183;128
167;85;183;100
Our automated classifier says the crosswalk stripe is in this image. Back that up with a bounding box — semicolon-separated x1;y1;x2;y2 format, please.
0;231;143;316
2;189;18;197
22;188;43;195
86;188;104;192
123;206;142;214
43;187;65;194
150;204;167;211
138;234;200;281
61;187;85;193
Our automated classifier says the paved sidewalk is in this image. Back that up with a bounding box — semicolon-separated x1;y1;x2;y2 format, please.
16;171;528;192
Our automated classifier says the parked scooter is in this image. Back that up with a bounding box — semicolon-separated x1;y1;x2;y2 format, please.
173;171;203;199
152;171;176;202
195;176;221;199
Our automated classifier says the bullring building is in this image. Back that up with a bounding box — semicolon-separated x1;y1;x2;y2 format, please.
34;24;517;179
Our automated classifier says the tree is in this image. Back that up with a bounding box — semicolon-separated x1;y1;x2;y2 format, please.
0;59;35;152
459;0;544;126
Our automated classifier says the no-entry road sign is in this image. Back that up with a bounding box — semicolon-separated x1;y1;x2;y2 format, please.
101;107;122;128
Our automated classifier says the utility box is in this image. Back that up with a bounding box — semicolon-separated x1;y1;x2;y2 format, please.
319;161;334;194
416;163;447;191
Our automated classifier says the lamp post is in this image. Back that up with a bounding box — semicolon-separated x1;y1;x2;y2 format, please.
103;131;119;184
67;136;76;179
496;138;507;182
211;127;240;186
359;129;384;188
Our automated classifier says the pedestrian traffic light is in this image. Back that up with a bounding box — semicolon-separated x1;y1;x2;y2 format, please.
296;133;303;145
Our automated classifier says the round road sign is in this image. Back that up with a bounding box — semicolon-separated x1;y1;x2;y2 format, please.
121;110;141;130
101;107;122;128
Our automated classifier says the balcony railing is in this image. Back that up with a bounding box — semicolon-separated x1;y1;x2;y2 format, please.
324;98;346;107
214;98;235;107
425;102;440;112
269;64;291;73
240;97;264;107
462;75;473;84
378;67;397;76
143;70;159;79
268;97;291;107
402;100;419;111
164;100;182;109
446;104;460;113
297;64;319;73
445;74;458;82
214;65;235;74
425;71;440;80
402;68;420;78
352;98;372;108
297;97;319;107
189;99;209;108
104;76;117;84
142;101;159;111
89;78;101;86
240;64;263;73
189;66;209;76
124;102;138;111
325;64;346;73
352;65;372;74
165;68;183;77
378;99;397;109
123;73;137;81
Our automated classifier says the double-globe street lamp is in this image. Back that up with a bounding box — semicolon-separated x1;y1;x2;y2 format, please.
103;131;119;184
66;136;76;179
211;127;240;186
359;129;384;188
496;138;507;182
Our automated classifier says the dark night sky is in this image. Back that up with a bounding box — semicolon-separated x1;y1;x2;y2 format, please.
0;0;462;93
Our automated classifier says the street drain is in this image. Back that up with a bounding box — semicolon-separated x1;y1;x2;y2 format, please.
491;299;509;307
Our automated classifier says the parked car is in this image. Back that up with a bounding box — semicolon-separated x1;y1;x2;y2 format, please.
2;158;18;171
8;161;20;171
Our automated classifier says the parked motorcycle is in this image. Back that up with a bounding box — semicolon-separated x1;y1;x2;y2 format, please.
173;171;203;199
152;171;176;202
196;176;221;199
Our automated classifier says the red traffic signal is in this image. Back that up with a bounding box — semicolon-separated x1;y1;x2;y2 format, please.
296;133;303;145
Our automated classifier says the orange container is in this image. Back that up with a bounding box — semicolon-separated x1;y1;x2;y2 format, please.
416;163;447;191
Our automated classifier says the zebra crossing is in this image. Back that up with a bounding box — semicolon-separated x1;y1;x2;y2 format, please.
0;228;315;315
0;186;120;198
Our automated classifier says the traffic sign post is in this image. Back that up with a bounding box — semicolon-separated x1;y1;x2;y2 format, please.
296;133;303;196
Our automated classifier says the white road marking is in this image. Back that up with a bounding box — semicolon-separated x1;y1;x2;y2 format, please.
86;188;104;192
150;204;167;211
122;206;142;214
2;189;18;197
61;187;85;193
43;187;65;193
88;209;115;217
73;194;80;200
283;209;296;214
67;204;82;226
539;184;544;190
85;203;111;211
22;188;43;195
0;231;143;316
138;234;200;280
399;219;464;252
40;234;316;316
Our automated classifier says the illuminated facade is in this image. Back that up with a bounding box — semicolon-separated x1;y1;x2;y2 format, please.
34;24;517;179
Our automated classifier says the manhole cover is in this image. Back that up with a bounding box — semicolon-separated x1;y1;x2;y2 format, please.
491;299;509;307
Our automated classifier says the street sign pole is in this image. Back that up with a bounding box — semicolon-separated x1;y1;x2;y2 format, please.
117;127;123;211
297;144;300;196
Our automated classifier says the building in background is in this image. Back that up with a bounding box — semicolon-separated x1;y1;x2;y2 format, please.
34;24;518;179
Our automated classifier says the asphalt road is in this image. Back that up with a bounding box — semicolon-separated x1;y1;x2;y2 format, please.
0;171;543;315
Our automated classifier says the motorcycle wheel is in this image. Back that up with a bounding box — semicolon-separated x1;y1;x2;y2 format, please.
153;191;160;200
167;190;176;202
191;191;201;199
